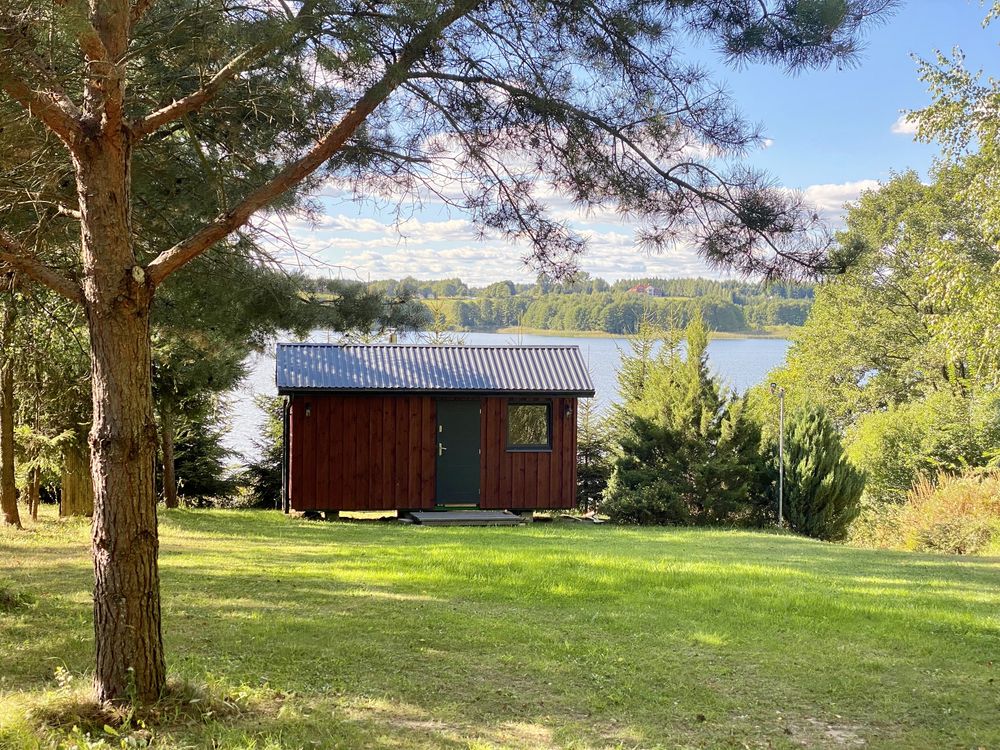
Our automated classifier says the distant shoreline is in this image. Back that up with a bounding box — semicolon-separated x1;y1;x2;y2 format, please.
487;325;796;340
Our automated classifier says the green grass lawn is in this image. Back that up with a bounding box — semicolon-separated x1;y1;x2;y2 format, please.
2;509;998;749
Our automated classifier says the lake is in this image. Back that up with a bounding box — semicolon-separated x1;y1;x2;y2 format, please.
224;331;791;460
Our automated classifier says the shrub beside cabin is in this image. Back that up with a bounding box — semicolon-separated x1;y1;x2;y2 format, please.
277;344;595;513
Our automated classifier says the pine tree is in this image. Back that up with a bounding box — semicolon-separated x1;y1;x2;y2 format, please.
783;406;866;540
242;395;285;509
576;399;611;512
603;316;770;524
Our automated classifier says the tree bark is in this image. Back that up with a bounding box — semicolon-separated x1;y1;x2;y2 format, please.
61;439;95;517
28;467;39;521
0;298;21;529
75;129;165;703
160;407;178;509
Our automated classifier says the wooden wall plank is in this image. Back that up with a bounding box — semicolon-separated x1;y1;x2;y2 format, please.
326;398;339;507
302;397;322;509
538;450;550;510
288;400;301;508
364;398;373;509
368;396;385;510
525;452;537;508
498;398;511;508
354;398;366;509
546;398;565;508
380;398;392;507
394;397;407;505
569;399;578;506
407;398;420;505
344;398;357;508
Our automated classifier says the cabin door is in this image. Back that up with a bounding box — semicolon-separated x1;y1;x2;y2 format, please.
435;400;481;506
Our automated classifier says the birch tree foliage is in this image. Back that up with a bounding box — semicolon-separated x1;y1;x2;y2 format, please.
911;11;1000;382
766;167;999;431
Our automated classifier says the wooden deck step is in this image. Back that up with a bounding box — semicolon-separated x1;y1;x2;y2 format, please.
405;510;526;526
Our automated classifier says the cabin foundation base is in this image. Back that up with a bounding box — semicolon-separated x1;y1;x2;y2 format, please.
404;510;526;526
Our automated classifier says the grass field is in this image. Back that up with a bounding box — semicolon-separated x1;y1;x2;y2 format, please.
1;508;998;749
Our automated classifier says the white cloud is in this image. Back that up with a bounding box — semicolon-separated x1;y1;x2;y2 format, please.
891;113;919;135
322;226;724;286
271;170;882;284
801;179;880;222
327;215;389;233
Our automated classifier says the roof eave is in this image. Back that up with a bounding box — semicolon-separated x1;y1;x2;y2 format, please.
278;387;596;398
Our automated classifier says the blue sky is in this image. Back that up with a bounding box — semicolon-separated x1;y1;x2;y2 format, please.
723;0;997;187
275;1;999;286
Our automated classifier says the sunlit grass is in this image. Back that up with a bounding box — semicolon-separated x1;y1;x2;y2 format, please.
2;506;998;749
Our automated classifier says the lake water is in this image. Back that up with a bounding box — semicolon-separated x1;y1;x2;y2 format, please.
224;331;791;461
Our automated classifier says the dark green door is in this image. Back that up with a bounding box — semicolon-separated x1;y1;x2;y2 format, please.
435;400;481;506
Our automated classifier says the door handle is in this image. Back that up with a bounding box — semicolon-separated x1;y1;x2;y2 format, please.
438;443;446;456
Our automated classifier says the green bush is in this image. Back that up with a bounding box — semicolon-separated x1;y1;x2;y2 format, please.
901;473;1000;554
847;498;904;550
782;406;865;541
850;471;1000;555
846;391;1000;504
602;466;690;525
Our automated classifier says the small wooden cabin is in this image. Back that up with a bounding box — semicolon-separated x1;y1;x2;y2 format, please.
277;344;595;513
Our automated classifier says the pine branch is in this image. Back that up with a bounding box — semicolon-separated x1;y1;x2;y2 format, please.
145;0;482;287
0;24;83;147
0;231;83;304
130;46;268;140
130;0;320;141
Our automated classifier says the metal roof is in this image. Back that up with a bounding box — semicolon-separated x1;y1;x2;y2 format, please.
276;344;595;396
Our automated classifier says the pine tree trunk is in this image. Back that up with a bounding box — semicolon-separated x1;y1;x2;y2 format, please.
75;130;165;703
61;440;95;517
0;300;21;529
28;467;39;521
160;407;178;509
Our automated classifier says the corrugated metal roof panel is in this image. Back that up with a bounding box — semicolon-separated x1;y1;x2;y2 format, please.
275;344;595;396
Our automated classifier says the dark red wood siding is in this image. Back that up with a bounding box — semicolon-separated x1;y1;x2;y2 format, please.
288;394;436;511
479;396;577;510
289;393;579;512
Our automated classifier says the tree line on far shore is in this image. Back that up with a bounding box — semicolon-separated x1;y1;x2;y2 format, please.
304;275;815;335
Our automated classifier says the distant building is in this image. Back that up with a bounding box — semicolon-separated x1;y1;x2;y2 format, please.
627;284;664;297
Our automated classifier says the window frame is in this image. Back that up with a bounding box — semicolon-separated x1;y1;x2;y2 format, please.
505;400;553;452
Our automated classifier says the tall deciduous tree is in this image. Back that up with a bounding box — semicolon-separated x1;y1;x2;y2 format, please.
0;0;895;702
909;22;1000;381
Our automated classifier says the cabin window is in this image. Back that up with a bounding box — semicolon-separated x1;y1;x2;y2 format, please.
507;402;551;450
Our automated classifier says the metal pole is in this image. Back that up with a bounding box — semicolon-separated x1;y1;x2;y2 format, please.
778;390;784;527
770;382;785;527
